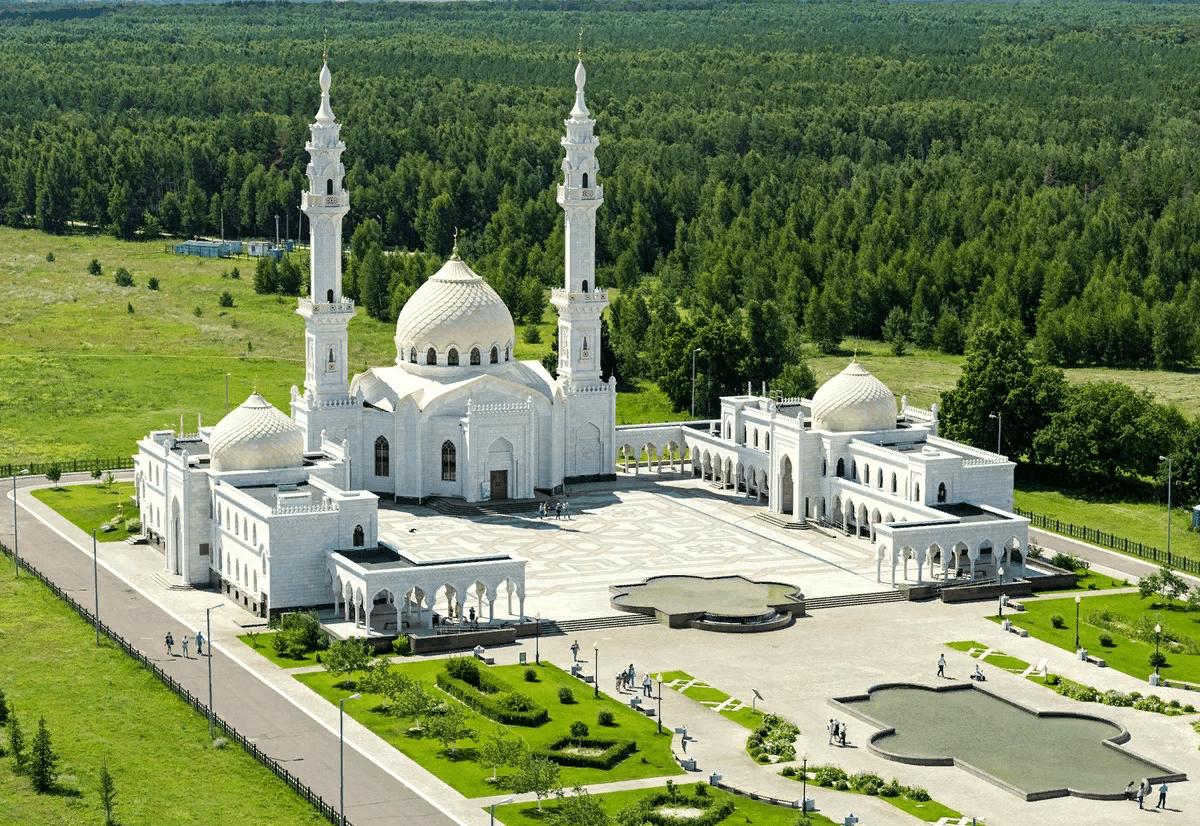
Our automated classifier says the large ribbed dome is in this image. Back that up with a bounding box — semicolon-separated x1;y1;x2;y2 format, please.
810;362;896;433
209;393;304;472
393;254;515;369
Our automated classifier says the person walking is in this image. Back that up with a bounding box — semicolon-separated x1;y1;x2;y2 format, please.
827;718;835;745
562;501;571;520
643;673;652;697
1136;783;1145;809
181;634;190;658
165;631;174;656
627;663;636;690
195;630;205;657
839;722;848;747
1157;782;1168;808
937;654;946;678
555;502;563;520
570;640;580;662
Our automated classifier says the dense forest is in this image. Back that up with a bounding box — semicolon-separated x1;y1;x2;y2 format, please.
8;1;1200;418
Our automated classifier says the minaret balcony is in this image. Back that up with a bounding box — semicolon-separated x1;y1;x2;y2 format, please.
304;192;350;209
551;287;609;303
556;184;604;203
298;297;356;316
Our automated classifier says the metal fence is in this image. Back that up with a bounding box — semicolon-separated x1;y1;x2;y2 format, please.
2;456;132;478
0;540;353;826
1015;506;1200;576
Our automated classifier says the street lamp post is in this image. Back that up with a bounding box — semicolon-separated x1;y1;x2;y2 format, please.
375;214;384;245
206;602;224;740
340;692;361;826
593;642;599;698
989;412;1002;454
801;751;809;812
489;796;514;826
93;530;100;645
1160;455;1173;561
1155;624;1162;678
691;348;702;418
997;566;1005;620
12;468;28;577
1080;593;1089;653
535;612;541;664
655;673;663;734
225;372;232;413
274;213;279;248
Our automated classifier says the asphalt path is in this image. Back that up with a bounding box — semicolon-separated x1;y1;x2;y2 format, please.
3;473;460;826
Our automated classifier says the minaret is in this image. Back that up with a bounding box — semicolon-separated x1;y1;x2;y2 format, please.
552;59;607;386
298;61;354;404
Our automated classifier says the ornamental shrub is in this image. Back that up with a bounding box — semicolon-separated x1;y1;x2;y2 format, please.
1050;614;1066;629
906;786;931;802
558;687;575;704
218;290;234;308
147;277;159;290
1098;632;1113;647
780;766;798;778
445;657;480;685
436;671;548;726
87;258;102;275
880;778;904;798
757;752;773;763
850;772;884;794
1149;651;1168;668
597;709;615;726
524;667;538;683
570;721;589;740
813;765;847;787
114;268;133;287
534;736;636;769
392;636;411;656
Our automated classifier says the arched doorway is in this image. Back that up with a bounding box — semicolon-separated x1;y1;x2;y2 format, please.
780;456;793;515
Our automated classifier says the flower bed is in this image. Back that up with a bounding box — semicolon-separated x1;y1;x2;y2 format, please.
535;736;637;769
436;657;549;726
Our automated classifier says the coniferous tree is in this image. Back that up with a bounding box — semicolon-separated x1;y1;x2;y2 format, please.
29;715;58;793
98;761;117;826
8;707;25;773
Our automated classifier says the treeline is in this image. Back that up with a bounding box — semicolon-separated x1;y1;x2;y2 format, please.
7;2;1200;400
941;321;1200;502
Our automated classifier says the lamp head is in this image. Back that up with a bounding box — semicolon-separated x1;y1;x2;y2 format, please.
1156;624;1162;634
1075;595;1081;604
1160;455;1169;462
593;641;599;650
349;692;361;700
989;413;997;420
802;750;808;762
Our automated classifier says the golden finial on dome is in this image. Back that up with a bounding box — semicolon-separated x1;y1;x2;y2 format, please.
323;28;328;63
577;27;583;61
451;227;460;260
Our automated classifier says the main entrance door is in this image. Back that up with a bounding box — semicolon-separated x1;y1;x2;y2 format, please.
490;470;508;501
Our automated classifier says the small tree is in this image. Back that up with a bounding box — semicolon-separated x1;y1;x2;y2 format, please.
425;704;474;756
218;290;235;308
392;679;436;723
114;267;134;287
546;784;612;826
91;467;103;482
322;637;372;679
147;277;159;291
103;471;115;490
98;761;117;826
523;324;542;344
1139;566;1189;603
45;466;62;488
230;267;241;280
512;753;561;809
7;707;22;770
882;307;910;356
569;720;589;745
29;716;58;793
479;726;526;780
87;258;103;276
0;688;7;726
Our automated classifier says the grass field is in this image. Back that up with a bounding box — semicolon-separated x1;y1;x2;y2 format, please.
1016;483;1200;563
492;783;839;826
236;631;322;668
1032;567;1129;593
0;552;329;825
294;660;681;798
31;482;139;542
989;592;1200;684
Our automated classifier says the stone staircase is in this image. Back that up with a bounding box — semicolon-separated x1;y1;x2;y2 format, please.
541;613;659;637
753;512;810;530
150;572;195;592
803;590;907;611
425;496;540;517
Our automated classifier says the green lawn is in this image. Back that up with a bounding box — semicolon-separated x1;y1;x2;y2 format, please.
662;671;765;730
236;631;322;668
294;660;681;798
782;767;961;824
1017;484;1200;564
991;592;1200;684
616;379;691;426
492;783;839;826
943;641;1030;674
1033;567;1130;594
0;551;329;825
31;482;139;542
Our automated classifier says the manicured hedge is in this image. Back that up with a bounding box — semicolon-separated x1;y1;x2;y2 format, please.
535;736;637;769
621;792;735;826
435;670;549;726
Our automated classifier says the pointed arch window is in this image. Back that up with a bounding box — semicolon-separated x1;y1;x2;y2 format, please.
426;348;437;365
490;346;499;364
582;336;589;355
441;441;456;481
448;348;459;366
582;172;589;188
409;347;417;364
765;433;769;450
891;472;897;493
470;348;481;365
878;468;884;488
915;482;921;502
326;179;333;195
822;458;827;476
504;346;510;362
582;279;589;293
326;288;334;303
863;464;869;486
327;348;335;372
353;525;364;547
937;482;947;503
374;436;389;477
836;458;845;478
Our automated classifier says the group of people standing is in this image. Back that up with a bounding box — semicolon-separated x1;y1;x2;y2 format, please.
1125;779;1169;809
538;499;571;520
826;718;849;747
164;630;205;658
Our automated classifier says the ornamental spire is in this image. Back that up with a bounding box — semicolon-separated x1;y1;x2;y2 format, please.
316;61;335;124
571;32;589;120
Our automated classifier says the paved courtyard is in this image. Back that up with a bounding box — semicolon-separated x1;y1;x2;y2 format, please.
377;474;892;620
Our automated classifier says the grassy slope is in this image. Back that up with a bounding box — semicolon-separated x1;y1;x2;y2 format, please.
989;592;1200;683
294;660;681;798
31;482;139;542
493;784;839;826
1016;484;1200;563
0;559;327;825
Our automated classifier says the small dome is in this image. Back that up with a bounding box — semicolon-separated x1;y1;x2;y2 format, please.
209;393;304;472
393;254;515;370
810;362;896;433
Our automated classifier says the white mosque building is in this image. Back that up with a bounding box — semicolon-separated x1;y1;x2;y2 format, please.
131;58;1028;623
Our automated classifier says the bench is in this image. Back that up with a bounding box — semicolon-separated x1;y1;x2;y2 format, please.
1008;600;1026;612
680;757;697;771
